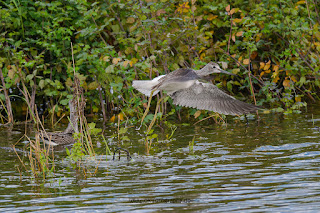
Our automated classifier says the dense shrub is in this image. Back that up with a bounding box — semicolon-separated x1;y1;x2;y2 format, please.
0;0;319;122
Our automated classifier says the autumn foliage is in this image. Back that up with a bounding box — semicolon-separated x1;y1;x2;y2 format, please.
0;0;319;123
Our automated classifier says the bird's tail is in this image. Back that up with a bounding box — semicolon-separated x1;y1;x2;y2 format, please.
132;80;160;97
132;75;165;97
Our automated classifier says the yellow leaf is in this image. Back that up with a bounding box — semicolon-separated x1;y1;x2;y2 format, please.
263;64;270;70
232;35;236;42
236;31;243;36
297;0;305;4
8;69;15;79
110;115;116;122
130;58;138;67
238;56;243;63
177;2;190;13
263;110;271;114
291;76;297;82
283;78;290;87
103;56;110;62
233;18;242;23
265;69;271;73
295;96;301;102
272;76;280;83
273;65;279;72
266;60;271;64
126;17;135;24
233;8;240;13
112;58;121;65
125;47;133;55
260;71;265;77
243;59;250;65
259;62;265;69
118;113;124;121
194;110;201;118
271;72;277;79
230;8;236;15
123;60;130;68
226;5;230;12
200;53;206;60
207;14;218;21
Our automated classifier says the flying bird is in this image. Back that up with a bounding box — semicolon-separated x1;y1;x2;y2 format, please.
132;62;261;115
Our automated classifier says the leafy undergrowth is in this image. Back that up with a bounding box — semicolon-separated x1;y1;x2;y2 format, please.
0;0;319;127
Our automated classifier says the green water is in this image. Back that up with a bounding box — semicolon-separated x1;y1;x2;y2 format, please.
1;104;320;212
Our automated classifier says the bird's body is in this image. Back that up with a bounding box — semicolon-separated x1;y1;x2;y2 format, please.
37;131;75;146
132;62;261;115
36;97;82;146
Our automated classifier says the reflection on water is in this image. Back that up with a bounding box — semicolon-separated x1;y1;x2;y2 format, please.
1;105;320;212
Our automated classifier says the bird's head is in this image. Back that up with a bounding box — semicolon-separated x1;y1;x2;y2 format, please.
199;62;236;77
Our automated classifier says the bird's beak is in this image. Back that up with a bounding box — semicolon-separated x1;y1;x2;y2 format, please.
218;69;237;76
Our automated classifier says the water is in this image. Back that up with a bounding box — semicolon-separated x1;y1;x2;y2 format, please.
1;104;320;212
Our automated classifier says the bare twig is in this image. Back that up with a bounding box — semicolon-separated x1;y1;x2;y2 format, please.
227;14;233;54
219;47;265;86
248;49;257;105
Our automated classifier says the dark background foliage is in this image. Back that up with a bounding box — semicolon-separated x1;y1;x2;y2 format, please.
0;0;319;123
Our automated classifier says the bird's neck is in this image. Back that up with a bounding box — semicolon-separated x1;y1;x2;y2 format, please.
64;98;80;134
194;65;210;77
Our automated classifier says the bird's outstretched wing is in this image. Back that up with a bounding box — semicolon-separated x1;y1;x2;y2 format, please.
170;81;261;115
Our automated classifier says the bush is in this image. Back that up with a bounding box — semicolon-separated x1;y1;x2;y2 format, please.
0;0;319;123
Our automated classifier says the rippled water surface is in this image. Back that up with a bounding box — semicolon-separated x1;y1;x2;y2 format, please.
1;104;320;212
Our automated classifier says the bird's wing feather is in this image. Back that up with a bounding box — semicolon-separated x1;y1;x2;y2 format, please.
170;81;261;115
154;69;198;89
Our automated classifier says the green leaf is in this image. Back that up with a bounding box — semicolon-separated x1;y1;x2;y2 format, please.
88;81;99;90
122;136;130;141
118;127;128;134
105;65;114;73
60;99;69;106
88;122;96;129
39;79;45;89
66;148;70;156
299;76;306;85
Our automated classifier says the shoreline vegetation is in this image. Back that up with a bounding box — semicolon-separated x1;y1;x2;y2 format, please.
1;1;320;178
0;1;319;126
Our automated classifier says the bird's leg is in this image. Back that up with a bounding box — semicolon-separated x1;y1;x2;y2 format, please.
137;90;155;130
245;114;249;126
